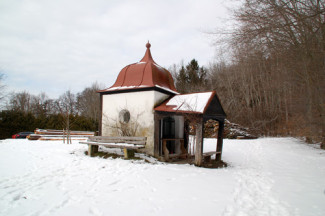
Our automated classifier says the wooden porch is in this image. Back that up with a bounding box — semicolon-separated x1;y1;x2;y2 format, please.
154;91;226;167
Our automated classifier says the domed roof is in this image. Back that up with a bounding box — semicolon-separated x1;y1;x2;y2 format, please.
99;42;178;94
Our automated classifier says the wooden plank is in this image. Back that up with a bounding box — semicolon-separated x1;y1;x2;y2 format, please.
89;136;146;143
162;138;184;141
89;136;146;141
35;129;95;136
202;151;222;156
102;144;143;149
90;137;146;141
80;142;145;149
86;138;146;145
203;151;221;163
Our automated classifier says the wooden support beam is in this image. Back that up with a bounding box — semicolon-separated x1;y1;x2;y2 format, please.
88;144;98;156
180;139;187;156
154;114;161;157
123;148;135;158
194;118;204;167
216;120;224;161
162;139;170;161
98;94;103;136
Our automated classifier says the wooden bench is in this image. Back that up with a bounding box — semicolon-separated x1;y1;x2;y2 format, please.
80;136;147;158
202;151;222;162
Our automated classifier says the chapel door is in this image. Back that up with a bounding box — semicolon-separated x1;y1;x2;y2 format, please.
162;117;175;154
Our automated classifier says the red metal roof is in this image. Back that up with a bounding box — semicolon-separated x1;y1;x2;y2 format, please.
99;42;178;94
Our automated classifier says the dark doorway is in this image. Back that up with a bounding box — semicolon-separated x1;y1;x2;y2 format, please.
183;120;190;151
162;117;175;154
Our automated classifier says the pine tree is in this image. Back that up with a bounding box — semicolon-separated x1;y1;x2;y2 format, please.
175;59;207;93
176;66;187;93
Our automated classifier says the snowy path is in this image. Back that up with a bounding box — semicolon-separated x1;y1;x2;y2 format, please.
212;138;325;216
220;140;291;216
0;138;325;216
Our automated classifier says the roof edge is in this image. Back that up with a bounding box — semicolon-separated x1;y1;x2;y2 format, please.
98;86;178;95
154;91;226;116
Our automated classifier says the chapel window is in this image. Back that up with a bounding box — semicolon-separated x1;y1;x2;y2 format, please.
119;109;130;123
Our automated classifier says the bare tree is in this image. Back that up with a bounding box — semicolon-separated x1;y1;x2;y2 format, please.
0;73;5;105
8;91;32;113
210;0;325;145
55;90;77;143
30;92;54;117
76;82;102;122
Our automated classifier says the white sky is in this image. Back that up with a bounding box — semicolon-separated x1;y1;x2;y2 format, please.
0;0;236;99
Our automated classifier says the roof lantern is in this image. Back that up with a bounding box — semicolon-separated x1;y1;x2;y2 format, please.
99;42;178;94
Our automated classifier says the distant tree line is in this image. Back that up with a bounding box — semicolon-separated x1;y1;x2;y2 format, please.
0;83;102;139
172;0;325;147
0;73;4;104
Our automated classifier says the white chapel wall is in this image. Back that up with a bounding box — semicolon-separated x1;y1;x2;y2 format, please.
101;90;170;155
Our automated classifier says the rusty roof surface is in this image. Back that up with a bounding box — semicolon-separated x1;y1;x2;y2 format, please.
99;42;178;94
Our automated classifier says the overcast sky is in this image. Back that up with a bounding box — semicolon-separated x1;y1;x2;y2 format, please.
0;0;236;99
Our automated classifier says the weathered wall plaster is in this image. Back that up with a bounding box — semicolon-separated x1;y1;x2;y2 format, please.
102;90;170;155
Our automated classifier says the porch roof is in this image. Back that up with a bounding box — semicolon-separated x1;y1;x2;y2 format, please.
154;91;226;117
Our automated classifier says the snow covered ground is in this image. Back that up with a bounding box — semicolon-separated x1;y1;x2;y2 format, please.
0;138;324;216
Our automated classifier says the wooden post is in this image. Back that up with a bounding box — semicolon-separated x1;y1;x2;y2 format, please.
63;129;65;144
123;148;135;159
69;130;72;144
66;111;70;144
154;114;160;157
194;118;204;166
88;145;98;156
98;94;103;136
162;139;169;161
180;139;187;157
216;120;224;161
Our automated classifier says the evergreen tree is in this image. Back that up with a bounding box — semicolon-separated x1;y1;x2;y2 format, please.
175;59;207;93
176;66;187;93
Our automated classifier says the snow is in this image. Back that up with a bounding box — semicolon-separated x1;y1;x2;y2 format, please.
102;85;147;91
1;138;325;216
154;85;179;95
166;92;213;113
102;84;178;95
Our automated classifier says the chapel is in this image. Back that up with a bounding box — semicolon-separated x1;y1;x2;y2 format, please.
98;42;226;165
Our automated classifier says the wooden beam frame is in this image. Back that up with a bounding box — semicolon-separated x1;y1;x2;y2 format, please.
194;117;204;166
155;111;225;165
98;93;103;136
216;119;224;161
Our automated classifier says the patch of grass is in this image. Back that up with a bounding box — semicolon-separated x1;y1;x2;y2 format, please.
201;160;228;169
84;151;144;160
